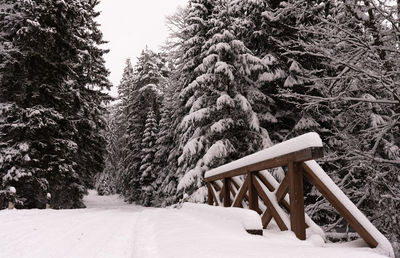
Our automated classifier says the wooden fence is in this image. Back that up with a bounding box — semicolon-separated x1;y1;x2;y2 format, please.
204;133;383;249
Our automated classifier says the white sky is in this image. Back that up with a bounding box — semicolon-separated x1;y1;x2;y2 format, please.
96;0;188;97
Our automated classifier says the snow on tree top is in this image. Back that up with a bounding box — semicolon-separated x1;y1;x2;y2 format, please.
205;132;323;178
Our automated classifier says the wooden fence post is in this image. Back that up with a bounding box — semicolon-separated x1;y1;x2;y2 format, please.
207;183;213;205
288;162;306;240
223;178;231;207
248;172;259;212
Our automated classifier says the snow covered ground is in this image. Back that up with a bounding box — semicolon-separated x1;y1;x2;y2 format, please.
0;191;389;258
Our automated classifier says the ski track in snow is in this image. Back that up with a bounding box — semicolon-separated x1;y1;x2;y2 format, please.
0;191;389;258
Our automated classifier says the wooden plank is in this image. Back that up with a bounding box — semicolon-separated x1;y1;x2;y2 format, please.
261;210;273;229
233;177;250;202
246;229;263;236
210;181;223;205
276;174;289;203
209;184;220;206
257;172;291;211
213;181;222;191
207;183;213;205
256;205;263;215
275;174;290;211
213;181;223;201
261;173;309;228
228;180;237;197
253;176;288;231
232;176;250;207
302;162;379;248
255;172;275;192
288;162;306;240
231;178;240;190
223;178;231;207
205;147;323;182
232;177;249;208
248;173;259;212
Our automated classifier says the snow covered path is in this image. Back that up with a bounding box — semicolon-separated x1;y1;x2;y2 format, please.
0;191;144;258
133;208;388;258
0;191;389;258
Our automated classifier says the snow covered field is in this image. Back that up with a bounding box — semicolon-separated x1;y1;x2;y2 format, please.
0;191;389;258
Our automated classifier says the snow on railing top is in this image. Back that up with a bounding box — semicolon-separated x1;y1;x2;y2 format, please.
205;132;323;179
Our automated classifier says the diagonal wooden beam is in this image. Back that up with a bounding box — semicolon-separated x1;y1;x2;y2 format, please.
276;174;289;202
275;174;290;211
261;210;273;229
255;172;275;192
253;175;288;231
214;181;224;202
257;171;291;211
209;183;221;206
232;177;250;203
258;171;310;228
207;182;213;205
302;162;379;248
231;178;240;191
228;180;237;198
213;181;222;191
232;175;250;207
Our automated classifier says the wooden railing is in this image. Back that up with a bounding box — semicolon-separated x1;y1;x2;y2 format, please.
204;133;391;252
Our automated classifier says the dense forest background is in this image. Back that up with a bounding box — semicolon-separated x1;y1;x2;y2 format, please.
1;0;399;255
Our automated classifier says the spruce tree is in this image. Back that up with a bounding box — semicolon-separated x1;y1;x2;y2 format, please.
176;0;274;202
110;59;134;196
139;110;158;206
153;78;182;206
120;48;166;203
0;0;110;208
156;4;192;206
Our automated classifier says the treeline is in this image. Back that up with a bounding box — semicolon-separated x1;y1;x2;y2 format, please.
0;0;110;208
98;0;399;252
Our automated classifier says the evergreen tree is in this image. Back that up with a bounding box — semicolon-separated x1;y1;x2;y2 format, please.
139;110;158;206
120;48;166;203
96;105;124;196
118;59;134;104
155;4;193;206
176;0;274;202
0;0;110;208
111;59;134;196
153;79;180;206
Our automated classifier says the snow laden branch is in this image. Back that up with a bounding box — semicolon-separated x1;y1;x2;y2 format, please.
280;92;400;105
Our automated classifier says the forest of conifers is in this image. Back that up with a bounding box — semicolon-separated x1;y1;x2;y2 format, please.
0;0;399;254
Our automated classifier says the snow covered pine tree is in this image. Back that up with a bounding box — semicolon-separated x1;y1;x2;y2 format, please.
176;0;276;202
0;0;110;208
119;48;167;204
